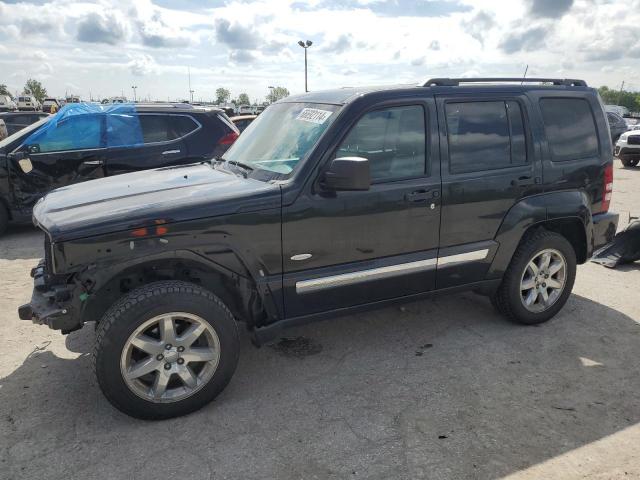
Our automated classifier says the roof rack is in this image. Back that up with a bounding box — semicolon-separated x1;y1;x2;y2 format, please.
423;78;588;87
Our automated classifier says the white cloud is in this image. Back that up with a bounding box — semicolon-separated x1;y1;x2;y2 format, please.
0;0;637;102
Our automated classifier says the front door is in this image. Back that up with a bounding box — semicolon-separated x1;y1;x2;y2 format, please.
435;94;542;289
282;100;441;317
9;113;106;211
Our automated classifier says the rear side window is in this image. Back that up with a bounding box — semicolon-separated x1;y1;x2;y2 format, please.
337;105;426;182
446;101;527;174
540;98;599;161
136;115;199;144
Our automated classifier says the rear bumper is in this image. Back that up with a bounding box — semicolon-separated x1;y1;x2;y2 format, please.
615;145;640;157
18;261;81;333
592;211;619;252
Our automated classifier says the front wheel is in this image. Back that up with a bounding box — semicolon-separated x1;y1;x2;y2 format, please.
94;281;239;420
491;230;576;325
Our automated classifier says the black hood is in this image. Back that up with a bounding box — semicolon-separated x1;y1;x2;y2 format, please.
33;162;281;241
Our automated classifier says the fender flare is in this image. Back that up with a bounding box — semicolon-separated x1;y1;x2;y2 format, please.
488;190;592;278
78;249;281;325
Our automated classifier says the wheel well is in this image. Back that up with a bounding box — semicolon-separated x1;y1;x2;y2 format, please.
529;218;587;264
82;259;266;328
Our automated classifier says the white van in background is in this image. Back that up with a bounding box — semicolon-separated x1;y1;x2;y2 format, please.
17;95;41;111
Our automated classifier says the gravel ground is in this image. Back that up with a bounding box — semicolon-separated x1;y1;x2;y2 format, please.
1;161;639;480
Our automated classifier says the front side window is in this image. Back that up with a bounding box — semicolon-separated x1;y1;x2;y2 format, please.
24;114;103;153
446;100;527;174
222;102;340;176
540;98;599;161
337;105;426;182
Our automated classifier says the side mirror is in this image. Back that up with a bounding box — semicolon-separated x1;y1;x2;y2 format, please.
322;157;370;191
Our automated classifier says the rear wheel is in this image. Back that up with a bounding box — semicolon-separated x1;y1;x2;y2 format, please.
620;156;639;167
94;281;239;420
492;230;576;325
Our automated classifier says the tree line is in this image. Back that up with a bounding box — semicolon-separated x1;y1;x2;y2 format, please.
1;81;290;106
598;86;640;113
215;86;290;105
0;79;48;103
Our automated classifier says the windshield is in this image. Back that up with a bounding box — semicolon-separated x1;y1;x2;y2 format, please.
222;102;340;177
0;116;51;149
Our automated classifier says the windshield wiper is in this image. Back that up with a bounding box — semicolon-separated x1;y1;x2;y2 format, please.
227;160;254;172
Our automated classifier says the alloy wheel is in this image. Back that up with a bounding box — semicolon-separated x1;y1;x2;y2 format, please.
519;248;567;313
120;312;220;403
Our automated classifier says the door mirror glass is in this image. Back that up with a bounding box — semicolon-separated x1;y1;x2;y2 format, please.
323;157;370;191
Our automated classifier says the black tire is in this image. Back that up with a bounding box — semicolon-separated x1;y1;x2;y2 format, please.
94;281;239;420
491;229;576;325
620;156;639;168
0;204;8;236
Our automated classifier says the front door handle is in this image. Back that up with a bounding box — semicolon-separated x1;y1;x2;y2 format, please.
511;176;539;187
162;149;181;155
82;160;104;166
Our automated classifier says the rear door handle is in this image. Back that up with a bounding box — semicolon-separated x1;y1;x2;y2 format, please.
405;189;439;203
82;160;104;166
162;149;181;155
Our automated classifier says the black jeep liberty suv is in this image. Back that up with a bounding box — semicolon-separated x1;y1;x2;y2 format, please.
19;78;619;419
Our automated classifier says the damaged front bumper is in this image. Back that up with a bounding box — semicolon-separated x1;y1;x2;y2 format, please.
18;260;82;333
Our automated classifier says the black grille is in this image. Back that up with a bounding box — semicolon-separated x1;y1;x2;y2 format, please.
628;135;640;145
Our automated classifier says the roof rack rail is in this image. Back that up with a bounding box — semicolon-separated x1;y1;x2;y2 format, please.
423;78;587;87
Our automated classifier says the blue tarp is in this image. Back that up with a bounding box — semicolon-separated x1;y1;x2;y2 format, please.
24;102;144;151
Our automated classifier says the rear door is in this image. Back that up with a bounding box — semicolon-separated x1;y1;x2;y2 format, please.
105;114;199;175
435;93;542;288
9;113;107;210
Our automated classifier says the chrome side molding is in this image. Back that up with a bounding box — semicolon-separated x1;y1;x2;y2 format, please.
296;258;437;294
295;248;490;294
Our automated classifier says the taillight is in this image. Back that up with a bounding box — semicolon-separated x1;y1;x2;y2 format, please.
219;131;238;145
601;163;613;213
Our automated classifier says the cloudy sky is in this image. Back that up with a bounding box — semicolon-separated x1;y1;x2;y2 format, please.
0;0;638;103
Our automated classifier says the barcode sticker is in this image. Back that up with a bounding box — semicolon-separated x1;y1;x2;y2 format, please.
296;108;333;124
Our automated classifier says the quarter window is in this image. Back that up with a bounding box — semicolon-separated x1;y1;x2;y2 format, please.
540;98;599;161
446;100;527;174
337;105;426;182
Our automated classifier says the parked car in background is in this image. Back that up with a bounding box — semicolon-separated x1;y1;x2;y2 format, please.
0;119;7;141
17;95;41;111
238;104;255;115
607;111;628;143
627;124;640;132
66;96;81;104
0;95;18;112
0;103;239;234
605;105;630;117
42;98;60;114
0;112;49;136
230;114;257;132
18;77;618;419
615;131;640;167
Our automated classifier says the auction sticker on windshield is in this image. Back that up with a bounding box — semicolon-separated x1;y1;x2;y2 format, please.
296;108;333;125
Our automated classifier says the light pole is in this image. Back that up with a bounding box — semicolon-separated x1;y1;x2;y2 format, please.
297;40;312;92
131;85;137;103
268;85;275;104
